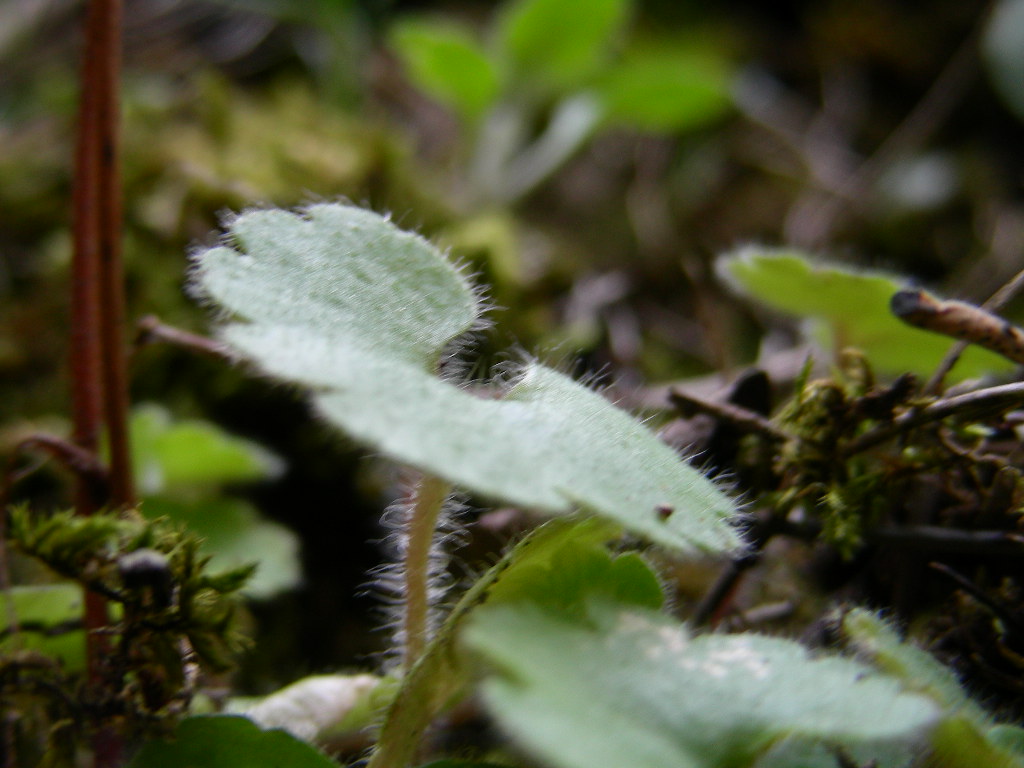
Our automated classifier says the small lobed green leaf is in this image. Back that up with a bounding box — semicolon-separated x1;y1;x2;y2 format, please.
597;41;733;132
493;0;630;94
131;404;282;494
717;248;1014;379
482;522;663;614
194;203;740;554
127;715;338;768
464;601;938;768
391;20;500;122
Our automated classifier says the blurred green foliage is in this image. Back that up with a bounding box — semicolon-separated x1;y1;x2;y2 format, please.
390;0;735;205
130;405;300;599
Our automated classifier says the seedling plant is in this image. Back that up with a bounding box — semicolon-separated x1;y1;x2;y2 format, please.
5;0;1024;767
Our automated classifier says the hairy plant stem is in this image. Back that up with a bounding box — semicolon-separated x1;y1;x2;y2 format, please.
401;474;451;671
369;523;531;768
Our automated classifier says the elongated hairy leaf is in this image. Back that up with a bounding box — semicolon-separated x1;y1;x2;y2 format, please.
194;203;739;553
843;609;1024;768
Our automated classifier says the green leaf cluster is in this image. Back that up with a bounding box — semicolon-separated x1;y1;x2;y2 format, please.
388;0;734;203
167;201;1024;768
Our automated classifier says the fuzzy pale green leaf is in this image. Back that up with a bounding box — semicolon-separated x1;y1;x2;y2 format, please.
465;601;938;768
234;673;386;742
842;608;988;721
718;248;1014;379
194;203;739;553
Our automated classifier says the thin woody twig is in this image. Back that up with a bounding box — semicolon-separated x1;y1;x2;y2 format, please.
842;380;1024;457
872;526;1024;556
891;289;1024;365
3;435;110;506
134;315;233;361
668;388;791;442
925;266;1024;393
930;562;1024;635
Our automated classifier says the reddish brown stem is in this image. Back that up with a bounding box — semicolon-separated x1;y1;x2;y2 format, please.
72;0;112;731
4;435;110;509
92;0;134;512
71;0;130;763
